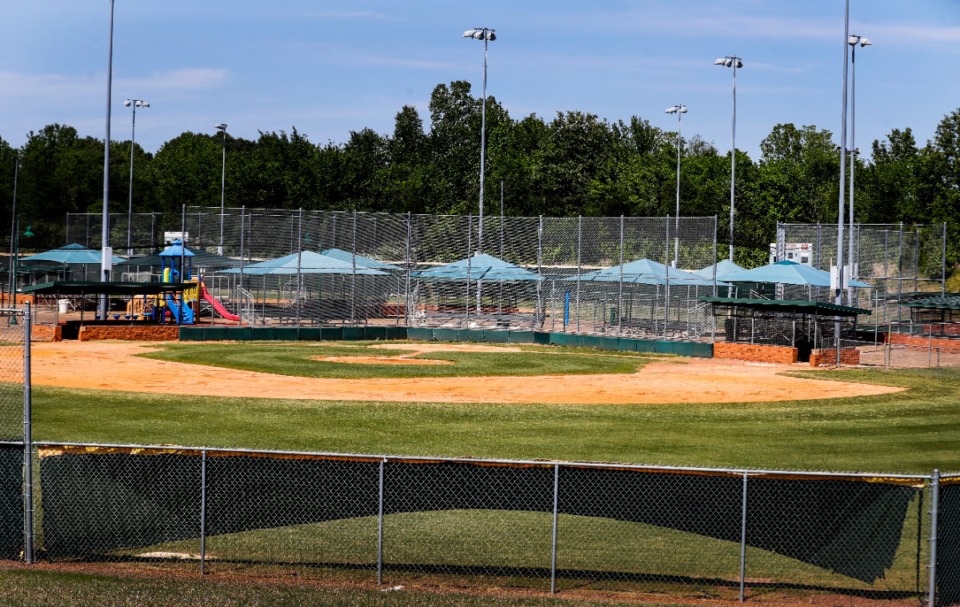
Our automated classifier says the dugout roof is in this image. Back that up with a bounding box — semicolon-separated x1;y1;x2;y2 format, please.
22;281;192;296
699;296;870;317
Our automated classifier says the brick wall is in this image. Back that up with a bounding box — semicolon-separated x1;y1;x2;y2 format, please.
713;342;798;364
809;348;861;367
887;332;960;354
78;325;180;341
31;325;62;342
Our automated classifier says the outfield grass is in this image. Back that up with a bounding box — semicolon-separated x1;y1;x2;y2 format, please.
28;365;960;473
137;342;652;379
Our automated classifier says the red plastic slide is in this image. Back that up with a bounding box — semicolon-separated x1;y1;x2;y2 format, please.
200;284;241;322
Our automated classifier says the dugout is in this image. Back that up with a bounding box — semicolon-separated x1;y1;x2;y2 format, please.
22;280;194;339
701;296;869;362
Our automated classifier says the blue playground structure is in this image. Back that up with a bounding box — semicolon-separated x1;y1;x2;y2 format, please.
159;240;195;325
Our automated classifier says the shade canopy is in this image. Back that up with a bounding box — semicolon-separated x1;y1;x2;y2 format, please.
158;240;195;258
320;248;404;272
722;260;871;288
120;251;242;270
221;251;387;276
568;258;728;287
694;259;746;281
411;253;542;281
20;243;125;265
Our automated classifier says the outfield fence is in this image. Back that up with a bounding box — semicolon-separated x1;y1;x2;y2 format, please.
1;441;958;605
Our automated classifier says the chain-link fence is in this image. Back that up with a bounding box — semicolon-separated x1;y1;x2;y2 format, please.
777;223;947;326
6;442;951;604
65;210;720;339
0;306;29;564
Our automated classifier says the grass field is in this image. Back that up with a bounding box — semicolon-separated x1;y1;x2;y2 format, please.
11;342;960;606
136;342;653;379
31;363;960;472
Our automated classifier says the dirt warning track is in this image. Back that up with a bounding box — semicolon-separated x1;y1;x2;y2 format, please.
29;341;901;405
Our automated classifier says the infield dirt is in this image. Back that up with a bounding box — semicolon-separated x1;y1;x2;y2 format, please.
30;341;901;405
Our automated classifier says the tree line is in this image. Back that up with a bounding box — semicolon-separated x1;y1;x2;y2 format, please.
1;80;958;267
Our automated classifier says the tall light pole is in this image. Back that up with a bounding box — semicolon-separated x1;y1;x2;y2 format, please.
215;123;227;255
463;27;496;253
124;99;149;256
8;155;18;307
100;0;116;318
846;34;870;305
665;104;687;267
836;0;851;310
714;56;743;263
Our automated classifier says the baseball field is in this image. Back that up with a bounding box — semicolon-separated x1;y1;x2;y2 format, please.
6;339;960;606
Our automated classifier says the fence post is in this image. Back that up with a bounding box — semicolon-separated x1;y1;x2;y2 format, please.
618;216;624;337
537;216;544;330
22;302;33;564
929;469;940;607
739;471;748;602
550;463;560;594
404;213;412;326
576;216;582;334
377;458;385;586
200;449;207;575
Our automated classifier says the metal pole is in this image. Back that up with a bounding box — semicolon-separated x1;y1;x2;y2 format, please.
929;469;940;607
127;102;138;255
404;213;411;326
351;210;357;324
99;0;116;320
618;216;624;336
296;209;303;324
22;302;33;564
674;112;682;267
550;463;560;594
8;156;18;307
200;449;207;575
576;216;582;334
835;0;851;367
239;206;246;291
739;471;748;602
847;41;857;307
478;34;488;253
537;216;543;329
377;458;385;585
218;128;227;256
730;61;737;262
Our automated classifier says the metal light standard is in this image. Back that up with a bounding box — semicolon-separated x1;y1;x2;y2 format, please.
100;0;116;319
665;104;687;267
463;27;496;253
846;34;870;305
7;155;18;307
714;56;743;263
215;123;227;255
836;0;851;310
124;99;149;255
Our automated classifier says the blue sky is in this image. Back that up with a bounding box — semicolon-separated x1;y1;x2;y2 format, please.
2;1;959;160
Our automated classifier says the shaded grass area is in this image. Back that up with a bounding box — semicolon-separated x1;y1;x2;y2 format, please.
29;366;960;473
0;567;685;607
125;507;922;594
136;341;653;379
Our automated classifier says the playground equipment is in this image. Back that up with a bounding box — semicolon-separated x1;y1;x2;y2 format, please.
200;282;241;322
158;240;195;325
